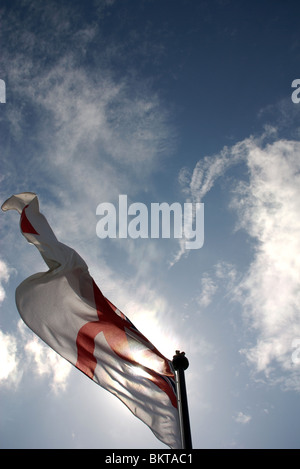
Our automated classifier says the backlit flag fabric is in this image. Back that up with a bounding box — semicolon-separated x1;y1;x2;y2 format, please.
2;193;181;449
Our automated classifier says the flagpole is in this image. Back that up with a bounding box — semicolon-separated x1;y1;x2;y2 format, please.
172;350;192;450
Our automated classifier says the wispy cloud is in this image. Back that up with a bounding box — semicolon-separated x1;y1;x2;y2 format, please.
178;137;250;203
0;0;176;280
174;137;252;264
1;1;174;180
0;5;177;293
177;125;300;389
197;274;218;308
233;411;252;425
233;138;300;387
0;259;11;304
24;335;72;393
0;330;20;387
197;262;237;309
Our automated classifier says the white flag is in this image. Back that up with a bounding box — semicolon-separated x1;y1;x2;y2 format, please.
2;192;181;449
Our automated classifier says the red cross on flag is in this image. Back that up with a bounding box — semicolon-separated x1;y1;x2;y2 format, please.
2;192;181;449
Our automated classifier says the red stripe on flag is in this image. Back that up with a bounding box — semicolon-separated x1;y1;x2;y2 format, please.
20;205;39;235
75;321;103;379
75;280;177;408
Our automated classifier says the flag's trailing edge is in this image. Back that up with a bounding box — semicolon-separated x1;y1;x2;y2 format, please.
2;193;181;449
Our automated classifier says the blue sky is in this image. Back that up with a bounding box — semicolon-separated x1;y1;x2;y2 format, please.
1;0;300;449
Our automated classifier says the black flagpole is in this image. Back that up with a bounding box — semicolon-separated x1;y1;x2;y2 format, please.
172;350;193;450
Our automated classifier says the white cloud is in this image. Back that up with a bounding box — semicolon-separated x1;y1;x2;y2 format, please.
0;320;72;393
233;411;252;425
0;0;177;298
232;139;300;386
0;259;11;304
0;6;175;266
197;274;218;308
215;261;237;283
180;130;300;389
185;139;249;203
17;320;72;393
0;330;19;387
24;336;72;393
197;262;237;309
173;138;252;264
2;3;174;182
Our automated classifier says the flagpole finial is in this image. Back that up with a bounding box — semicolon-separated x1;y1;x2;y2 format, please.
172;350;189;370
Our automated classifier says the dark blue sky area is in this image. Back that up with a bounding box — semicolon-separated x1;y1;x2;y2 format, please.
78;0;300;158
2;0;299;156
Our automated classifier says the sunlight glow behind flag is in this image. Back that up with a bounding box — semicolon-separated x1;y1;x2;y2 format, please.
2;192;181;449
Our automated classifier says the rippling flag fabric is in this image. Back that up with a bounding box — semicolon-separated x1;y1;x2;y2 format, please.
2;192;181;449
